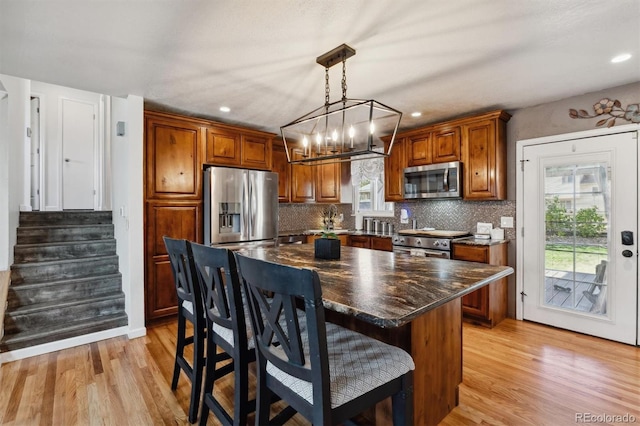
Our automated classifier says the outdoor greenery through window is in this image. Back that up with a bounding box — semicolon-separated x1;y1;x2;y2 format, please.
351;154;393;215
544;163;609;314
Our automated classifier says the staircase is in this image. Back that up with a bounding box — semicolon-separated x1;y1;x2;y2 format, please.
1;211;128;352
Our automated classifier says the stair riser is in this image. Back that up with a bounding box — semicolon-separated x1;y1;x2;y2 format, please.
11;257;119;284
14;240;117;263
17;225;114;244
4;295;125;334
7;276;122;309
19;212;112;226
0;315;128;352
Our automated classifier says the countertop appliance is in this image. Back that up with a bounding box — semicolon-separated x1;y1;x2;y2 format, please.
403;161;461;199
204;166;278;248
392;229;471;259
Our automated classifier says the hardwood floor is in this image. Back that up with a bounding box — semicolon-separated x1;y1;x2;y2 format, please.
1;319;638;425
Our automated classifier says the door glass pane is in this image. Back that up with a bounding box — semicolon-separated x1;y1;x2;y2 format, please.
544;163;609;316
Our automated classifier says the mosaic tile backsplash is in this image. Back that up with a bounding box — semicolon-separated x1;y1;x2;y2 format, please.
279;199;516;240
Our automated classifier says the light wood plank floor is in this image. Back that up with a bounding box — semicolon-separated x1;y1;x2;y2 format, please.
1;319;638;425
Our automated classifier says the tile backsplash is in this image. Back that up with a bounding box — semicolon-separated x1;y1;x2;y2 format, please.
279;199;516;240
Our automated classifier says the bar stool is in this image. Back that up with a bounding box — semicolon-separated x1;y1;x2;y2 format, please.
235;252;415;425
163;236;206;424
189;242;255;426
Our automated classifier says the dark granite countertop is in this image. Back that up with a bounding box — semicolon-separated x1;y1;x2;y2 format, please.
452;237;510;246
237;244;513;328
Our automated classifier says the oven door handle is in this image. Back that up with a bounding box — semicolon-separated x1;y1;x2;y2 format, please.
393;247;450;259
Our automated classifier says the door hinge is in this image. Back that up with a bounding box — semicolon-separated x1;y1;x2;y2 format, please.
520;291;527;302
26;127;32;138
520;159;530;171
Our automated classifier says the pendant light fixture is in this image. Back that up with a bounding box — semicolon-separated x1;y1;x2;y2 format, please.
280;44;402;165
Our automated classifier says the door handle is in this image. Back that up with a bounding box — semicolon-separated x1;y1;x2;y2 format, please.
622;250;634;258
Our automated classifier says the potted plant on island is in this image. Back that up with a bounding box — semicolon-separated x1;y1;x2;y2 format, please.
314;228;341;260
314;205;340;259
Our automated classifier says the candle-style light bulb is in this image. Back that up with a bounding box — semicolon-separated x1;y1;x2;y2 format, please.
315;133;322;153
302;136;308;156
332;129;338;142
369;122;375;134
348;125;355;148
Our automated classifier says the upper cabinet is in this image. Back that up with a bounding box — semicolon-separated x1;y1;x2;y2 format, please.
384;136;406;202
290;149;316;203
461;111;510;200
271;139;291;203
431;125;461;163
315;160;342;203
383;109;510;201
145;113;204;200
205;126;272;170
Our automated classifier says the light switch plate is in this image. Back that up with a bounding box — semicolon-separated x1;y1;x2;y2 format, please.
501;216;514;228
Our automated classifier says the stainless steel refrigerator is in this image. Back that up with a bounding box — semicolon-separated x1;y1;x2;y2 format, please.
204;166;278;248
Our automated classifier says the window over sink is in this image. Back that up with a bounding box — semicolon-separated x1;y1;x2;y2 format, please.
351;153;394;216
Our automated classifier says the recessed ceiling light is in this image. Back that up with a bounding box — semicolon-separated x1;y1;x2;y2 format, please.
219;106;231;112
411;112;422;117
611;53;631;63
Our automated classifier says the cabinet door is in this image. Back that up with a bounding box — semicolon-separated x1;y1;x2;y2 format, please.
432;125;461;163
384;137;406;201
242;134;272;170
453;244;490;319
145;202;202;321
348;235;371;249
146;118;202;199
205;126;241;166
290;149;315;203
462;119;505;200
308;235;348;246
272;140;290;202
370;236;393;251
407;132;432;167
316;161;341;203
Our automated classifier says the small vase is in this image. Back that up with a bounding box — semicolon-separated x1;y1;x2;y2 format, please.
314;238;340;260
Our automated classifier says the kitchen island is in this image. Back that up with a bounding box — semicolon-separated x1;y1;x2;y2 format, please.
240;244;514;425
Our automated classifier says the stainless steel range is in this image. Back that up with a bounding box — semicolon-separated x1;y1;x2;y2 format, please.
392;230;471;259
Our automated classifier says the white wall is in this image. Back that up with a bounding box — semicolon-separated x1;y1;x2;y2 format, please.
111;95;145;338
30;81;102;211
0;75;30;269
0;92;9;270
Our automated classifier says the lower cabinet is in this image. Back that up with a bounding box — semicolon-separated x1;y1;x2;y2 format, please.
347;235;393;252
307;234;349;246
452;242;508;328
145;201;203;321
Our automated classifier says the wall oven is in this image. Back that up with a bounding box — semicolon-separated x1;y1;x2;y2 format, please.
403;161;461;199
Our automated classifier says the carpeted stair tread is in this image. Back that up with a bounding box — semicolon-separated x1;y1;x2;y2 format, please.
7;291;125;316
0;312;128;352
19;211;113;226
10;255;119;284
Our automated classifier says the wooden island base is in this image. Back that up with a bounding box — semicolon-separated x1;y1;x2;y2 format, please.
326;297;462;425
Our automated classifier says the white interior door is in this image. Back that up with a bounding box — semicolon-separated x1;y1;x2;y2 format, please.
522;132;637;345
62;98;95;210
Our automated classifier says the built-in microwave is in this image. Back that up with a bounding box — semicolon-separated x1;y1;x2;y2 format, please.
403;161;462;199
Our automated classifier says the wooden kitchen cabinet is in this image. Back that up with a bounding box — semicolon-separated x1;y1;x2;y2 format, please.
316;160;341;203
307;234;349;246
290;149;316;203
461;110;510;200
144;201;203;320
205;126;272;170
384;136;406;202
406;131;432;167
348;235;393;251
452;242;508;328
145;114;204;200
431;125;461;163
271;139;291;202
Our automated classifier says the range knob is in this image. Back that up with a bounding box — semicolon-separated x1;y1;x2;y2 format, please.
416;239;422;245
433;240;440;247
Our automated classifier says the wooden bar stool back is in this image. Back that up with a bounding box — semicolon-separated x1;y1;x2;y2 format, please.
235;253;415;426
189;242;255;426
163;236;206;424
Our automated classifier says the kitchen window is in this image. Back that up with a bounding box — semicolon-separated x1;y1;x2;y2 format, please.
351;154;394;216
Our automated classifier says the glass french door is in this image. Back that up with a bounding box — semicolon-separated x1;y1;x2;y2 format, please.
522;132;637;345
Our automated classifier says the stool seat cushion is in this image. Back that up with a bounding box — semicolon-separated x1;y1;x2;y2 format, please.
266;321;415;409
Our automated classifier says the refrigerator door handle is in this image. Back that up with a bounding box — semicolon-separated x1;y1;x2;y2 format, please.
249;172;255;238
242;175;249;239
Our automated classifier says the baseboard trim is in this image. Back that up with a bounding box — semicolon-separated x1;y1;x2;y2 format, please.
127;326;147;340
0;325;129;365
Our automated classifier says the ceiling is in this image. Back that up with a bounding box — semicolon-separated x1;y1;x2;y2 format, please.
1;0;639;135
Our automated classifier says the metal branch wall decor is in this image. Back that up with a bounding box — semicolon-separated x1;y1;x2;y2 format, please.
569;98;640;127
